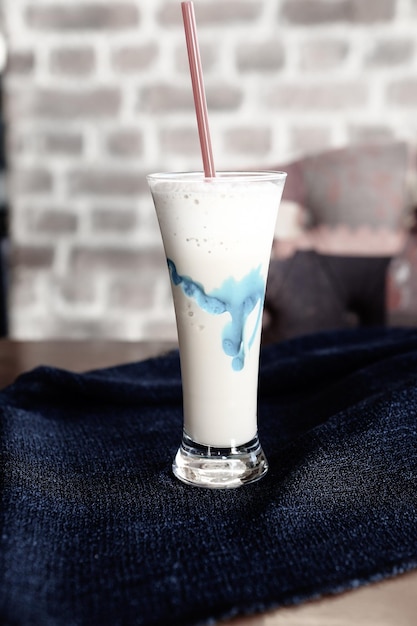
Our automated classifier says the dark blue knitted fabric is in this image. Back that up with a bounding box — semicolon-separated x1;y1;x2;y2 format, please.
1;327;417;626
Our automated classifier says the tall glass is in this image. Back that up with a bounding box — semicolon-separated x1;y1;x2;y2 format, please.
147;171;287;488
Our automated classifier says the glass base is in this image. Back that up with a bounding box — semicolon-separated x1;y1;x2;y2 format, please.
172;432;268;489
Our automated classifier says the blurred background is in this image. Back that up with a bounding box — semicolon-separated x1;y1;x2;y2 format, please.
1;0;417;340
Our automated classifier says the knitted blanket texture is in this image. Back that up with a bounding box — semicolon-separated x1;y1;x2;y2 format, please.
0;327;416;625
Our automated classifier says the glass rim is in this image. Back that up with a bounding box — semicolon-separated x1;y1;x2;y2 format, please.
147;170;287;183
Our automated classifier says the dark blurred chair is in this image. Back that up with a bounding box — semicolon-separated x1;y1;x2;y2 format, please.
263;142;409;343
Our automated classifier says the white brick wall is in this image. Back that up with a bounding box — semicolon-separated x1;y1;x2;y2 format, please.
2;0;417;339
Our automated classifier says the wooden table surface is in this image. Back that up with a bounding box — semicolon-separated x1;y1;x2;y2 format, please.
0;339;416;625
0;339;177;390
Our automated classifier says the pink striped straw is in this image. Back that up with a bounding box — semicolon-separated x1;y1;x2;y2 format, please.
181;1;216;178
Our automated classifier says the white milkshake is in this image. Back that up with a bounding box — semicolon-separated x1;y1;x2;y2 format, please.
147;171;286;487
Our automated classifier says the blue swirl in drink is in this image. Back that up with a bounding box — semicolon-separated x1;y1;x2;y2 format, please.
167;258;265;371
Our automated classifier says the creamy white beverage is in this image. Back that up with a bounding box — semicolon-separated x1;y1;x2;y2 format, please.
148;172;286;450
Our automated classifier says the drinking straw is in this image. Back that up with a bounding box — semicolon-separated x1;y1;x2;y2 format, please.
181;1;216;178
